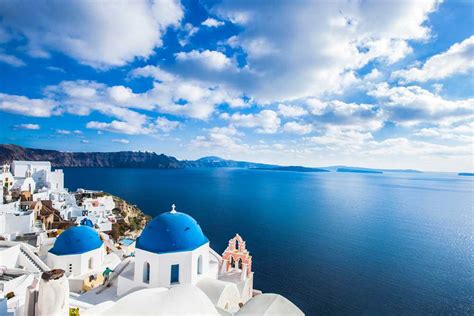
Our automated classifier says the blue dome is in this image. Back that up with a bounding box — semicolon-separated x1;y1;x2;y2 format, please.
136;211;209;254
50;225;103;256
80;217;94;227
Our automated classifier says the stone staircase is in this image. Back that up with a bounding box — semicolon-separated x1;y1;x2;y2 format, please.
19;246;46;273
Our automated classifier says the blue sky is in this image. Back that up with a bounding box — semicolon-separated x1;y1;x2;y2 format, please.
0;0;473;171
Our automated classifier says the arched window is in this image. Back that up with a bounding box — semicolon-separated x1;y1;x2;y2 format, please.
143;262;150;284
88;257;94;269
197;255;203;275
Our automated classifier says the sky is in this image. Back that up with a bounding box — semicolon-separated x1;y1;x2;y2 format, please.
0;0;473;172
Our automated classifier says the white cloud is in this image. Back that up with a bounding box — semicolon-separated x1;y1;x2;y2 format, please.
414;122;474;143
154;117;180;132
108;86;137;103
86;119;149;135
14;123;40;130
0;93;58;117
307;127;373;147
221;110;280;134
0;0;184;68
175;50;236;71
305;99;385;131
364;137;472;158
364;68;383;81
205;0;439;101
131;65;246;119
0;53;25;67
129;65;176;82
178;23;199;47
278;104;307;117
393;36;474;82
112;138;130;144
191;126;247;152
202;18;225;27
369;83;473;124
0;76;246;135
81;139;90;144
282;121;313;135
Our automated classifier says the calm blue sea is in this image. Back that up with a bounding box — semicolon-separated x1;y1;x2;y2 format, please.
63;168;474;315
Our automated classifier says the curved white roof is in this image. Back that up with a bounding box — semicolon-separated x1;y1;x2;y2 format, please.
196;277;240;312
237;293;304;316
83;284;219;316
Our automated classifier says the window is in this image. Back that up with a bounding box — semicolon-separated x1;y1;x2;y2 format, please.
170;264;179;284
197;255;203;275
143;262;150;284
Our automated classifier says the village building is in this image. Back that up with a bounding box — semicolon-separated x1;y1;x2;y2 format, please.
46;225;120;293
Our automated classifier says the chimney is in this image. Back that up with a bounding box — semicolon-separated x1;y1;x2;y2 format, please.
38;269;69;316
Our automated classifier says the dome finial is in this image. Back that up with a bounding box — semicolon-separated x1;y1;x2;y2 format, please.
171;203;177;213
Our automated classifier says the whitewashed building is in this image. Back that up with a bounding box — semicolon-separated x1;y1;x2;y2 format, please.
46;225;120;293
9;161;65;195
0;202;36;240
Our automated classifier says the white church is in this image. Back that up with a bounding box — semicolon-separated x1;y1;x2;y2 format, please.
1;203;303;315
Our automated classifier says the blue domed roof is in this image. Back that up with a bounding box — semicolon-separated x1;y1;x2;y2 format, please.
136;211;209;254
50;225;103;256
80;217;94;227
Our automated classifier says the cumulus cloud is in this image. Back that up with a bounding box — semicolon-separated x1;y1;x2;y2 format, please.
201;0;440;101
175;50;237;71
154;117;181;132
14;123;40;130
202;18;225;27
131;65;246;119
393;36;474;82
0;74;248;135
368;83;473;124
0;0;183;68
282;121;313;135
221;110;280;134
191;127;248;152
305;99;385;131
278;104;308;117
0;93;58;117
414;122;474;143
307;127;373;148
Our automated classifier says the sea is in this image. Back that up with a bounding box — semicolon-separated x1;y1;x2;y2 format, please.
63;167;474;315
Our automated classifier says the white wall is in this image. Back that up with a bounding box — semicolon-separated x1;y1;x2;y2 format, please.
0;245;21;268
131;243;210;290
0;202;34;236
15;177;36;194
49;170;64;192
11;161;51;180
47;246;105;277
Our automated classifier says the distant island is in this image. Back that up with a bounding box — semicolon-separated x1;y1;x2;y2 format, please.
336;168;383;174
458;172;474;176
0;144;425;174
324;165;422;174
253;166;330;173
